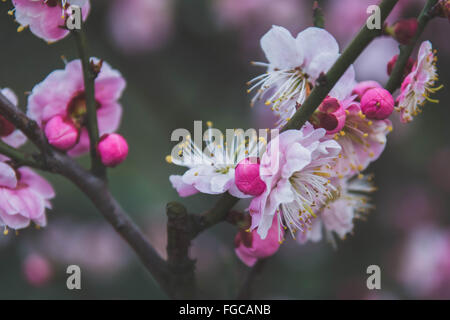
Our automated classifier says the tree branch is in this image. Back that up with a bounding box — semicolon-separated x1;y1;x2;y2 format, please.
237;259;268;299
72;25;105;177
385;0;439;93
166;202;196;299
0;93;171;297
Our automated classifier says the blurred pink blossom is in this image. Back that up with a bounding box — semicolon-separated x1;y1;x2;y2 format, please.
12;0;90;42
41;222;130;276
399;227;450;298
23;253;53;287
213;0;308;51
108;0;174;54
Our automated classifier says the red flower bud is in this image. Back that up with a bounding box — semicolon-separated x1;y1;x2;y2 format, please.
387;54;415;79
393;18;418;45
314;97;346;134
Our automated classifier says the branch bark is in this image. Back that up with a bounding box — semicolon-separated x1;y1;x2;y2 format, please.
166;202;196;299
72;25;105;176
0;91;171;297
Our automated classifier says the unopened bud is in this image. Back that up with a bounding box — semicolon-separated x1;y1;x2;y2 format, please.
97;133;129;167
361;88;394;120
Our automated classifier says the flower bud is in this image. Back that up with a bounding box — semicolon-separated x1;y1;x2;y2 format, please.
0;115;15;137
393;18;418;45
235;157;266;196
315;97;346;134
97;133;129;167
44;115;79;150
387;54;414;77
352;81;382;100
234;220;281;267
360;88;394;120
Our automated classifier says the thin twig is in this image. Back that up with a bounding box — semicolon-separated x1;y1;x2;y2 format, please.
72;24;105;177
385;0;439;93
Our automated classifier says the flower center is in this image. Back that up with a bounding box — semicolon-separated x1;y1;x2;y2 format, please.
67;92;100;128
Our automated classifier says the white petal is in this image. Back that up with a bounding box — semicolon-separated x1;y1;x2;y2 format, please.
296;27;339;67
261;25;302;70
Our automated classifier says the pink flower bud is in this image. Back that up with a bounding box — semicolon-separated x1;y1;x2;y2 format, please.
44;115;79;150
234;223;281;267
315;97;346;134
0;115;15;137
23;253;52;287
97;133;129;167
352;81;382;100
394;18;418;45
235;157;266;196
387;54;414;77
360;88;394;120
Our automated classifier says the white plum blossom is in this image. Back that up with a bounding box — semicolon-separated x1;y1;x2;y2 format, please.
248;26;356;127
168;127;266;198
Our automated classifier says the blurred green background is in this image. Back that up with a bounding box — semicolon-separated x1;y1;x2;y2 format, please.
0;0;449;299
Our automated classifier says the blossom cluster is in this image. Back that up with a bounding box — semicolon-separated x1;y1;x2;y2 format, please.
168;26;441;266
1;0;130;234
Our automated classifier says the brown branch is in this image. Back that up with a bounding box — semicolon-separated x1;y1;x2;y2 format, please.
0;91;171;296
237;259;268;300
166;202;196;299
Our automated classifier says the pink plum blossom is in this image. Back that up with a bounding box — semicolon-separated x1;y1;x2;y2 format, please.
249;124;341;240
360;88;394;120
107;0;174;54
248;26;356;128
396;41;441;123
312;96;347;135
235;215;282;267
168;128;266;198
97;133;129;167
330;96;392;177
27;59;126;156
234;157;266;196
11;0;91;43
0;162;54;232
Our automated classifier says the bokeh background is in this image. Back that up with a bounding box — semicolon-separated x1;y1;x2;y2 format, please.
0;0;449;299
